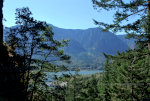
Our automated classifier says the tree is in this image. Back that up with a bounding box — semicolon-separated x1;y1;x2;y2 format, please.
0;43;27;101
92;1;150;100
92;0;150;51
82;75;99;101
105;50;150;100
0;0;3;44
6;7;70;100
0;1;27;100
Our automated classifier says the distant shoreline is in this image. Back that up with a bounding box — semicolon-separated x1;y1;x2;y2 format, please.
79;69;100;71
69;68;104;71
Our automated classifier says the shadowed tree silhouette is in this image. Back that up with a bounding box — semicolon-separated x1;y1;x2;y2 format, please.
0;0;3;44
6;7;70;101
0;43;27;101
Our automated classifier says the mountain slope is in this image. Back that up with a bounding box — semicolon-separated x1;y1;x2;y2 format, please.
51;25;129;54
4;25;132;69
117;35;136;49
49;25;130;69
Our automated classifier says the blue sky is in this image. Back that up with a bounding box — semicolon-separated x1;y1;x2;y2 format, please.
3;0;115;29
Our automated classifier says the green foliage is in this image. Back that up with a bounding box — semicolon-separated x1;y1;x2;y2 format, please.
91;1;150;100
55;73;101;101
93;0;150;51
6;7;70;101
93;0;147;33
97;49;150;100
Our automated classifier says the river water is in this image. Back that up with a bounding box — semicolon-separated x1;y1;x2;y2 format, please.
46;70;102;81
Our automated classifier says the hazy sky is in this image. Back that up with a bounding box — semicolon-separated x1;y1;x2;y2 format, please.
3;0;115;29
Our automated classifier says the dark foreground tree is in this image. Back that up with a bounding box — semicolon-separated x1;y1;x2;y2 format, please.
0;43;27;101
6;7;70;100
0;0;4;44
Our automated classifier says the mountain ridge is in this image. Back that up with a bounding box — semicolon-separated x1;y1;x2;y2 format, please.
49;25;131;69
4;25;134;69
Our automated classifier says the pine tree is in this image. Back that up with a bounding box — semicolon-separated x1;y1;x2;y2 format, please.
92;0;150;100
98;50;150;100
92;0;150;51
97;55;114;101
83;75;99;101
6;7;70;101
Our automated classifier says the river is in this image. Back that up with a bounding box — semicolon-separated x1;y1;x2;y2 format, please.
46;70;102;82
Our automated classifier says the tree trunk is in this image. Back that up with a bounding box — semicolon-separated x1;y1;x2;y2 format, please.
0;0;3;44
148;42;150;51
148;0;150;51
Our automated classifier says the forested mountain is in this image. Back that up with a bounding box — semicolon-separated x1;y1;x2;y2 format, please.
4;25;135;69
51;25;129;54
49;25;134;69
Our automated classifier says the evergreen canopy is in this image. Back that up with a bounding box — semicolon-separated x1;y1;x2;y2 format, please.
92;0;150;51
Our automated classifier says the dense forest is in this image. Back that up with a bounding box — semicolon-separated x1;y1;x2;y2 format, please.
0;0;150;101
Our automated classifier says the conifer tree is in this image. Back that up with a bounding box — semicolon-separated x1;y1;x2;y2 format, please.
82;75;99;101
98;50;150;100
6;7;70;100
92;0;150;100
92;0;150;51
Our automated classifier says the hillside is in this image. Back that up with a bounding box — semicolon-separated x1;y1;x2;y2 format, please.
50;25;131;69
4;25;134;69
